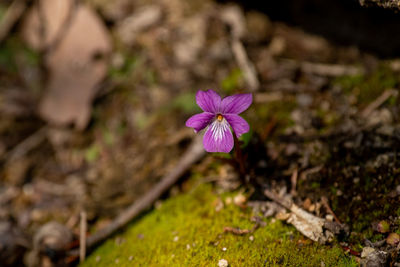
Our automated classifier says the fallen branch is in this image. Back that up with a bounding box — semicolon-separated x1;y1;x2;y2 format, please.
68;135;205;257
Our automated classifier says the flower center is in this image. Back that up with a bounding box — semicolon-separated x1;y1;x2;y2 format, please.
216;114;223;122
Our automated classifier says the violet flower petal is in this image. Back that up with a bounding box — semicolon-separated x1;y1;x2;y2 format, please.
203;119;234;153
185;112;214;133
196;89;221;113
221;93;252;114
224;114;250;137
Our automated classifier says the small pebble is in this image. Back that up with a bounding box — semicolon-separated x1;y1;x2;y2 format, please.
173;236;179;242
186;244;191;250
222;247;227;251
234;194;246;206
249;235;254;241
325;214;334;222
218;259;229;267
361;247;375;258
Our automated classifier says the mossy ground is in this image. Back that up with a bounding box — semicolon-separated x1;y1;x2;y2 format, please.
82;184;356;266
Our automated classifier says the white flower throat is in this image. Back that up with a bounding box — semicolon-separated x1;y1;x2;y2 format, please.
210;114;229;141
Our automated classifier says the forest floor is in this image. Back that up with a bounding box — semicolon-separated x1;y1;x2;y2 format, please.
1;0;400;266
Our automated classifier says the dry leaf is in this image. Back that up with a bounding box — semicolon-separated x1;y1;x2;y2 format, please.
22;0;112;129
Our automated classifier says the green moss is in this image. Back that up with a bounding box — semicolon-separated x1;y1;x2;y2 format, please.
82;184;356;266
221;68;243;94
251;99;296;136
0;37;40;74
172;92;201;114
334;64;400;105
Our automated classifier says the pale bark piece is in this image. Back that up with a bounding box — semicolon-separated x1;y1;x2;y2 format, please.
23;0;112;129
264;189;332;244
286;205;327;243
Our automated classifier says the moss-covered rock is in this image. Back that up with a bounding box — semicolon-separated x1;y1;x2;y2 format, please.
82;184;356;266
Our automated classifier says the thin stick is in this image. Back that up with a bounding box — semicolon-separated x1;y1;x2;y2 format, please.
79;211;87;263
0;0;28;43
321;196;341;224
361;89;398;118
3;126;47;162
68;135;205;256
290;168;298;196
231;39;260;91
300;61;363;77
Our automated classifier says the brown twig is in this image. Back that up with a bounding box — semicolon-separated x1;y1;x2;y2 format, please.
263;189;292;210
300;61;363;77
3;126;47;163
299;165;323;181
223;227;250;235
0;0;28;43
68;135;205;257
321;196;342;224
223;217;262;235
361;89;398;118
290;168;298;196
79;211;87;263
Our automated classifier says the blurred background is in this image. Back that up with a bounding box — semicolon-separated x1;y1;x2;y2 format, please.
2;0;400;266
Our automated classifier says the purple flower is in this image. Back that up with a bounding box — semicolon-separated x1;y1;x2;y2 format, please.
185;89;252;153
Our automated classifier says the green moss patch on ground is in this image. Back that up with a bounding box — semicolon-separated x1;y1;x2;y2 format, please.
82;184;356;267
334;64;400;106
